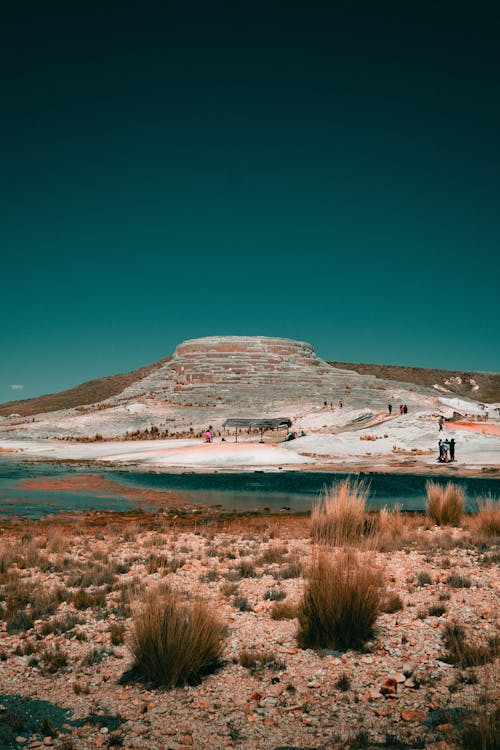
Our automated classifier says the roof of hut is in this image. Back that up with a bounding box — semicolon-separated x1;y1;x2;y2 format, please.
223;417;292;429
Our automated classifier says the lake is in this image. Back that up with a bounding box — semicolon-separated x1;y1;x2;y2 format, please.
1;456;499;518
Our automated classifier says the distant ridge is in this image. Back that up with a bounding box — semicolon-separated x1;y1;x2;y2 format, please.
329;362;500;404
0;358;170;418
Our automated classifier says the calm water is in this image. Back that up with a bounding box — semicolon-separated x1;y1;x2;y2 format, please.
0;456;499;518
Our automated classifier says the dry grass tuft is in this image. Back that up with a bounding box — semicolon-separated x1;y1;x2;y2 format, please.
474;496;500;540
443;623;499;668
311;479;369;546
271;600;299;620
375;506;407;551
458;687;500;750
426;481;464;526
130;588;226;687
297;549;384;651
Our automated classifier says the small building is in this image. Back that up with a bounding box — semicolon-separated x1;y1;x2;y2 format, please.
223;417;292;442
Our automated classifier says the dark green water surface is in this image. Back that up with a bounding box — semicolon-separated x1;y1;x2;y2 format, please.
0;456;498;518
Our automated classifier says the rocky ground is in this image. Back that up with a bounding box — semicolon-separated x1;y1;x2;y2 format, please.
0;510;498;750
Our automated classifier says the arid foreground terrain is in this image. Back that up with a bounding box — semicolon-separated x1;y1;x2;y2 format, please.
0;492;499;750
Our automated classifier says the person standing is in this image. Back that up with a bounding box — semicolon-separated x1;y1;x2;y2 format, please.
449;438;455;461
388;403;392;414
403;404;408;414
399;404;404;415
438;416;444;431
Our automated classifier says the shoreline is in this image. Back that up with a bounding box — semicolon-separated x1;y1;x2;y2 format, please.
2;449;499;480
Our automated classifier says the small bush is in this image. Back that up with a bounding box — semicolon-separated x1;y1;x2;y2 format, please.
459;690;500;750
233;595;251;612
428;603;447;617
271;601;298;620
272;559;303;579
258;544;288;565
105;622;124;646
443;623;498;668
71;588;107;610
335;673;351;691
236;559;257;578
311;479;368;546
417;571;433;586
264;587;286;601
130;588;226;687
382;594;404;613
239;650;286;672
445;573;472;588
426;481;464;526
297;550;384;651
39;645;68;674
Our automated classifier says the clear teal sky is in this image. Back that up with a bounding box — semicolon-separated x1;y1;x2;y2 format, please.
1;1;499;401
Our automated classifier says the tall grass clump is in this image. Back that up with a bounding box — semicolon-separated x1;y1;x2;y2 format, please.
459;688;500;750
426;481;464;526
474;497;500;540
130;588;226;687
375;505;407;551
311;479;369;546
297;550;384;650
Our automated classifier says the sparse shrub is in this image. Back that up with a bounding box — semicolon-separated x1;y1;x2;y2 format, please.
72;680;90;695
382;593;404;613
264;587;286;601
272;559;303;579
417;571;433;586
271;601;298;620
311;479;368;546
109;622;126;645
39;717;57;738
428;603;447;617
233;595;251;612
220;582;239;598
458;689;500;750
236;559;257;578
445;573;472;588
130;588;226;687
258;544;288;565
335;673;351;691
426;481;464;526
6;609;34;634
297;550;384;651
39;644;68;674
443;623;498;668
375;506;407;551
71;587;107;610
39;613;82;636
239;650;285;672
81;647;110;666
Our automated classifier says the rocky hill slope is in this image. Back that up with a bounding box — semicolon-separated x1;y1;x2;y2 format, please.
0;337;494;442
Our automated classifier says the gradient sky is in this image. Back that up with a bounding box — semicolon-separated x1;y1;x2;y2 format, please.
1;1;499;401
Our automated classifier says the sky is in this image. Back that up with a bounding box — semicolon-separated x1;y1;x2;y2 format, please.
1;1;499;402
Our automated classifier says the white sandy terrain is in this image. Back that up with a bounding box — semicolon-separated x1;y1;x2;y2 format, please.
2;406;499;473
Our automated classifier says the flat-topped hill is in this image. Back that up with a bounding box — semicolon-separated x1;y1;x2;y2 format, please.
1;336;497;423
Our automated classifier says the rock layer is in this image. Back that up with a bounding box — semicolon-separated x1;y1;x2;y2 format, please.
117;336;434;413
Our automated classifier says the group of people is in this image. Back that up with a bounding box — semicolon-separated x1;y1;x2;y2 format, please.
438;438;456;462
387;403;408;414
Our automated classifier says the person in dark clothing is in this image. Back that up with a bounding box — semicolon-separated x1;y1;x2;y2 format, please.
438;416;444;431
388;403;392;414
449;438;455;461
403;404;408;414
